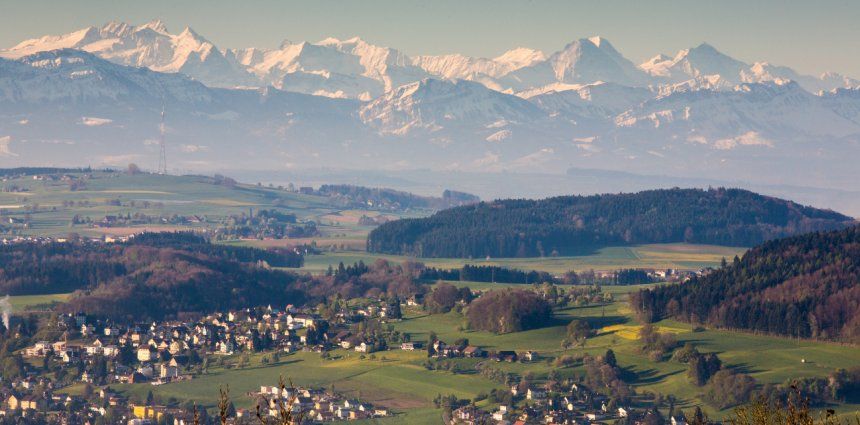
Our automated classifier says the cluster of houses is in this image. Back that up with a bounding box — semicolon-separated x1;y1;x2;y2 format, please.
425;339;536;363
4;300;406;423
0;384;130;423
651;268;714;282
92;213;205;229
0;234;136;245
15;296;411;386
450;383;688;425
1;380;394;424
253;385;389;422
21;306;338;380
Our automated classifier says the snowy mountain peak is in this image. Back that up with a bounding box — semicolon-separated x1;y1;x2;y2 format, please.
685;42;742;64
100;21;132;37
318;36;366;46
317;36;344;45
138;19;169;34
544;37;649;87
587;36;605;47
4;40;860;189
3;21;858;99
177;26;206;42
494;47;546;67
278;39;297;49
641;54;670;67
641;42;749;86
690;42;717;53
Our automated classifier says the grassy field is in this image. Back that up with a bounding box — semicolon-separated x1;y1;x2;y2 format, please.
0;171;421;241
105;283;860;422
6;293;71;310
299;243;747;274
114;349;499;424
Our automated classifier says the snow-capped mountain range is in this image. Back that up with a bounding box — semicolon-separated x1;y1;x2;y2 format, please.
1;21;859;193
3;20;856;97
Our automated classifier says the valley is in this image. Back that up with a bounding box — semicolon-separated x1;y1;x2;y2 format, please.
1;169;858;424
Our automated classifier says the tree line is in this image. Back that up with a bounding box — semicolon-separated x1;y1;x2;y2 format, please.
418;264;557;284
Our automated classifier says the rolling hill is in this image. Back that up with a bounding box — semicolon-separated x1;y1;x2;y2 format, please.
366;188;855;258
632;224;860;342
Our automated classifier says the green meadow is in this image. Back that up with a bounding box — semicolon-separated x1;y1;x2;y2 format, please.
0;171;412;239
300;243;747;274
109;284;860;423
6;293;71;310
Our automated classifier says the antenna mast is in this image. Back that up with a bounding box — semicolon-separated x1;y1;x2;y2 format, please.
157;103;167;175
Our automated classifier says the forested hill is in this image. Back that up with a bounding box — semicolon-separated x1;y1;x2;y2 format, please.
367;188;854;258
0;232;431;322
0;233;307;321
631;225;860;342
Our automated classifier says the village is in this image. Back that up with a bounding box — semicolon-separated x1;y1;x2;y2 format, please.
0;290;680;424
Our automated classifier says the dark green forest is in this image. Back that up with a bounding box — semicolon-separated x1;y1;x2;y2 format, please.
418;264;558;285
367;188;854;258
631;225;860;342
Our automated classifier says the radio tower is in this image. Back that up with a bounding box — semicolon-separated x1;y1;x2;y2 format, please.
157;103;167;175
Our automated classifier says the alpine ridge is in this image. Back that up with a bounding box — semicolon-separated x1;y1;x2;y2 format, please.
3;21;857;97
1;21;860;195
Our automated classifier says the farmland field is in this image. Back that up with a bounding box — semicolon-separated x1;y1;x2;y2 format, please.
7;293;71;310
114;350;499;425
299;243;747;274
107;283;860;422
1;171;745;276
0;171;427;240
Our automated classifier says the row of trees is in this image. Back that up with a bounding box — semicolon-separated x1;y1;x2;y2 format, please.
419;264;557;285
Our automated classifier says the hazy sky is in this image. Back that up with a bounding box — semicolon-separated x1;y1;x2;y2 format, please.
2;0;858;77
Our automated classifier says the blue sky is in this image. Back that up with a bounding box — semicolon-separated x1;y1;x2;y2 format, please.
2;0;858;77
